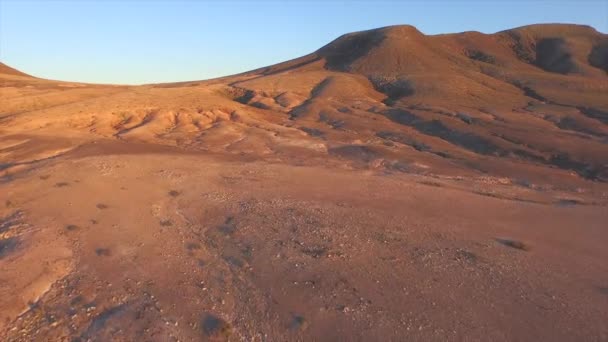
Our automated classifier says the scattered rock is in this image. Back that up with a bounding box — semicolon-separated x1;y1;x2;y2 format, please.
0;237;19;258
223;255;244;268
301;246;328;258
95;248;111;256
290;314;308;331
201;313;232;338
496;238;529;251
186;242;202;250
65;224;79;231
218;216;236;235
555;199;580;207
455;249;478;262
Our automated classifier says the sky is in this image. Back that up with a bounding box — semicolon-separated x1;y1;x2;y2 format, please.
1;0;606;84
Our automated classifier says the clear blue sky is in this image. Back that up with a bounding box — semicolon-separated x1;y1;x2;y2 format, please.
1;0;606;84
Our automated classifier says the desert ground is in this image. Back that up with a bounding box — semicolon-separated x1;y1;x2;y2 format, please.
1;24;607;341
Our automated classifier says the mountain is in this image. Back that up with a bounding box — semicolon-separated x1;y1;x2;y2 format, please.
249;24;608;106
0;62;31;77
1;24;608;341
226;24;608;182
2;24;607;184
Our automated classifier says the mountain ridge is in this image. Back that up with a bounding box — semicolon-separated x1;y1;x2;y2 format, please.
1;23;607;183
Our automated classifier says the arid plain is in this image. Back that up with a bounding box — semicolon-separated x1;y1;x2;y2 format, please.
1;24;608;341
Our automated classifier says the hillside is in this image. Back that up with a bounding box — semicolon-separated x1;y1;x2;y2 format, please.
0;62;31;77
3;24;607;185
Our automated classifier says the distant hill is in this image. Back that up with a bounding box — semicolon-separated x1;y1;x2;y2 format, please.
0;62;31;77
246;23;608;109
2;24;607;183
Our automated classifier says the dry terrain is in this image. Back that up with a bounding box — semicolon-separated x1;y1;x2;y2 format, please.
1;24;607;341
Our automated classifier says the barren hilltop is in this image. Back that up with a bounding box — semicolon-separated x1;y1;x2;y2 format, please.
1;24;607;341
